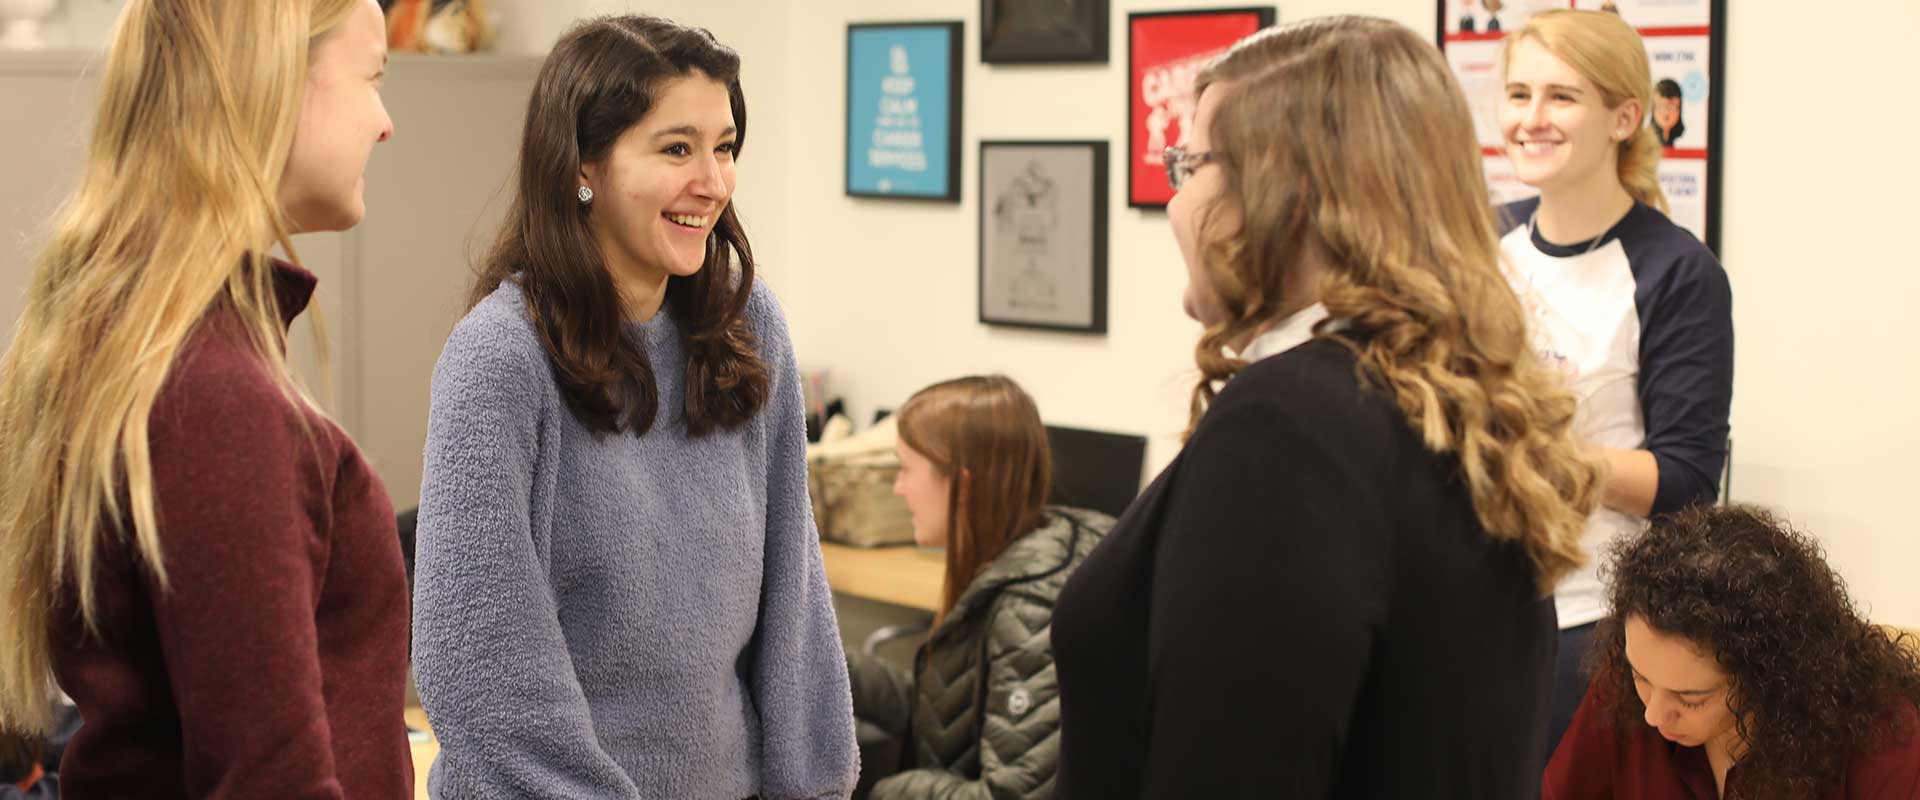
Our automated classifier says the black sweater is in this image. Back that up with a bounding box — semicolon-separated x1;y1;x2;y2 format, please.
1052;337;1555;798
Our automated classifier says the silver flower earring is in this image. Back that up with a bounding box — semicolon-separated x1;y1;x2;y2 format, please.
578;186;594;204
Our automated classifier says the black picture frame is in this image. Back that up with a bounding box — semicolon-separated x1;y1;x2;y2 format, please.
845;21;965;202
1435;0;1727;253
1124;6;1277;209
977;140;1109;334
981;0;1111;64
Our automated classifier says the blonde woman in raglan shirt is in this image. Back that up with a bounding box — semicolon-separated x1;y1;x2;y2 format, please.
1497;10;1734;756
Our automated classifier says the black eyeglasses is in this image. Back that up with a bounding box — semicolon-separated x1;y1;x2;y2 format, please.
1163;146;1217;192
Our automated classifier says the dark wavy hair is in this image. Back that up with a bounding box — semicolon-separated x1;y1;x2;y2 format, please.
1653;77;1686;142
1592;505;1920;796
472;14;767;436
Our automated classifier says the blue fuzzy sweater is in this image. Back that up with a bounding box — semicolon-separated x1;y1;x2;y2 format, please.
411;278;857;799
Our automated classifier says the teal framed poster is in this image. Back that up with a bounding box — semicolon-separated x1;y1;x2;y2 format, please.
846;21;963;202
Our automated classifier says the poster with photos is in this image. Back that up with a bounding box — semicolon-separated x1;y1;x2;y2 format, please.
1640;34;1710;152
1438;0;1726;252
1441;0;1562;37
1570;0;1709;28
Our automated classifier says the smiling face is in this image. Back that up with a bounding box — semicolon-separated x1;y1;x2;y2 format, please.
580;72;738;290
1624;615;1743;751
280;0;392;232
1498;37;1638;198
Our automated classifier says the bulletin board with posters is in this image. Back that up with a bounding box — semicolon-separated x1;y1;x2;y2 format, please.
1437;0;1726;253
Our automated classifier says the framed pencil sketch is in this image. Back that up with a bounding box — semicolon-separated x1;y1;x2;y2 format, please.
981;0;1111;64
978;140;1109;334
1126;7;1276;208
846;21;964;201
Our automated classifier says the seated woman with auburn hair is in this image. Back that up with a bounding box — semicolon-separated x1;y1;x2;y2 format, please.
848;375;1112;799
1548;505;1920;798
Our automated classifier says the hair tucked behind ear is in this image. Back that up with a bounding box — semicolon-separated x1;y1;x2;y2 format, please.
1504;10;1669;213
472;15;767;437
1615;125;1667;212
1187;16;1602;592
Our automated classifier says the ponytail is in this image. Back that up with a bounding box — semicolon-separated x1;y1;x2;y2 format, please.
1617;125;1667;213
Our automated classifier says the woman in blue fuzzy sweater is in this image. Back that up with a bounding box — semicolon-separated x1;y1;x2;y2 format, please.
410;15;857;800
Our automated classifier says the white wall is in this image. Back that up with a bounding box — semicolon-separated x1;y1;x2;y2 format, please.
771;0;1434;489
649;0;1920;625
1716;2;1920;624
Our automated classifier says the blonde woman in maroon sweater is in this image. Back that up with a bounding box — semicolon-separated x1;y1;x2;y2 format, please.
0;1;410;797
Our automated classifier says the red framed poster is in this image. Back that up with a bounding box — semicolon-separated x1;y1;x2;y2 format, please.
1437;0;1726;253
1127;7;1276;209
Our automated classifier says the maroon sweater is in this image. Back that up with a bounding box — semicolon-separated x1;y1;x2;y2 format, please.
1546;680;1920;799
49;263;413;798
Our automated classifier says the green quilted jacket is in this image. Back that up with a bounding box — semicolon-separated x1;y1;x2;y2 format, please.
849;506;1113;800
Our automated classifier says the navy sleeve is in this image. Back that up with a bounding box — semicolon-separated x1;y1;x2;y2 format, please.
1635;246;1734;513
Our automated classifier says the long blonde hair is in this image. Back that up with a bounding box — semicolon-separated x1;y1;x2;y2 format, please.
1503;10;1668;213
1188;16;1602;591
896;376;1051;624
0;0;359;734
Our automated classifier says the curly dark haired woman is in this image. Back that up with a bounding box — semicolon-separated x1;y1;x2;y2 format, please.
1546;505;1920;798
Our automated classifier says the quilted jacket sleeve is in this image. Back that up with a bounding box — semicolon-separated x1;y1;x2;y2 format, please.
871;591;1060;800
848;651;914;740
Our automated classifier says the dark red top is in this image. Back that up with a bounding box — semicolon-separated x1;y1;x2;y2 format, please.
50;262;413;799
1546;680;1920;799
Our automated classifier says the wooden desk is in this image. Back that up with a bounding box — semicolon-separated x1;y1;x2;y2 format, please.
407;706;436;800
819;541;945;612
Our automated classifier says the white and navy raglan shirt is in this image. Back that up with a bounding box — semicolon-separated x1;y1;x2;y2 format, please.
1499;197;1734;629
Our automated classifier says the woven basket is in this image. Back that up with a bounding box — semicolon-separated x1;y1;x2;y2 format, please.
808;450;916;547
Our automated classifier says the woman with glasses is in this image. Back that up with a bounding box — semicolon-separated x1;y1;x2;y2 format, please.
1051;16;1603;797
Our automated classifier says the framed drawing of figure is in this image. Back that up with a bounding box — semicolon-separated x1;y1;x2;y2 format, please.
978;140;1109;334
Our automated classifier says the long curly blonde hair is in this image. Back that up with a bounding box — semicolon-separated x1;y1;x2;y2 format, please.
1186;15;1601;591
